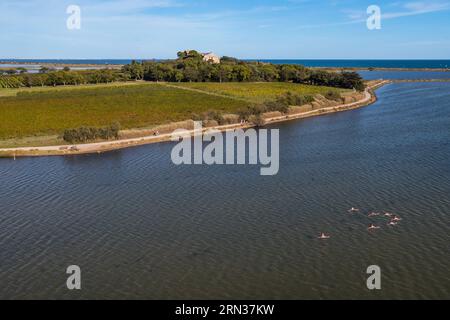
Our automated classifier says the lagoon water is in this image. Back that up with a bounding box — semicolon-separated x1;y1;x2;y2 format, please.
0;78;449;299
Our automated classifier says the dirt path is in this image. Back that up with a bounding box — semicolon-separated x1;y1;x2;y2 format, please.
157;83;252;102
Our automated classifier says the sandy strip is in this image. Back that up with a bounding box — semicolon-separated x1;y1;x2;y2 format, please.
0;80;390;158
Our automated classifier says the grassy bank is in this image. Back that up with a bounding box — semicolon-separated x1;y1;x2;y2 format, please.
0;81;347;145
0;83;248;140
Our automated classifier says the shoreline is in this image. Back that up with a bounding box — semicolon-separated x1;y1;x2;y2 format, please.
316;67;450;72
0;80;390;158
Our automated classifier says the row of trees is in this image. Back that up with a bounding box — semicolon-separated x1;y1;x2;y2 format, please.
120;51;365;91
0;51;366;90
0;66;70;75
0;66;74;75
0;68;27;75
0;69;126;88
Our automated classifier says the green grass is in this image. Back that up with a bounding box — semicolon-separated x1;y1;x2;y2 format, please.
171;82;347;103
0;83;248;139
0;135;61;149
0;81;144;97
0;81;348;142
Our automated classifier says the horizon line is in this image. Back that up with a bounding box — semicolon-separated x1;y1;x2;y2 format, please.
1;58;450;61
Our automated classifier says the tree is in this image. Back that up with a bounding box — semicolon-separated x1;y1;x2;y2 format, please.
211;64;233;82
341;72;365;91
17;67;28;74
233;65;251;82
143;62;158;81
199;63;214;82
46;72;65;86
177;51;188;59
292;66;310;84
71;72;86;85
157;64;173;81
185;50;203;60
279;65;298;81
172;69;184;82
39;66;50;74
218;64;230;83
259;64;279;82
32;74;49;87
184;65;200;82
97;69;117;83
122;60;144;80
221;56;240;64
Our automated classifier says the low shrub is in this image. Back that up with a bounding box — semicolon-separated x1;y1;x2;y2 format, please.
207;110;226;125
63;122;121;143
324;90;342;102
237;107;253;121
265;100;290;113
191;113;203;121
238;104;268;121
238;92;314;120
276;91;314;106
250;114;266;127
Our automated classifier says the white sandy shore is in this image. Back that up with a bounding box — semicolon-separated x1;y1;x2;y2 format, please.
0;80;390;157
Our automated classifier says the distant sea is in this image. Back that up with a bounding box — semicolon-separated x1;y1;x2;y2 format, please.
257;59;450;69
1;59;450;69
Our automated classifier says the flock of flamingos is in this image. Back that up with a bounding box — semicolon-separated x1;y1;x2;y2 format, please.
318;208;403;239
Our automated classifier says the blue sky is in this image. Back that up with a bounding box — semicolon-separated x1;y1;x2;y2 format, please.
1;0;450;59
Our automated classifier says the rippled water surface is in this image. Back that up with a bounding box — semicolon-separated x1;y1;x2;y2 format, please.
0;82;449;299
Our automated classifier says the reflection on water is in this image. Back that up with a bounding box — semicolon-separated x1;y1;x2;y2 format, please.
0;82;449;299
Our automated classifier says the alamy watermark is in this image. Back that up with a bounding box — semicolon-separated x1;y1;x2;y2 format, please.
367;5;381;30
66;5;81;30
366;265;381;290
66;265;81;290
170;122;280;176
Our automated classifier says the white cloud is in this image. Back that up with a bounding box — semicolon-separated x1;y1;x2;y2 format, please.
295;1;450;30
383;1;450;18
343;1;450;21
83;0;183;16
403;1;450;12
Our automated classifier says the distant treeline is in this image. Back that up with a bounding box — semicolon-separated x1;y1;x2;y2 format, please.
0;51;365;91
123;51;365;90
0;69;126;89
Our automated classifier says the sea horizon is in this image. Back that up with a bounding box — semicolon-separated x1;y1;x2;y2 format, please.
1;58;450;69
